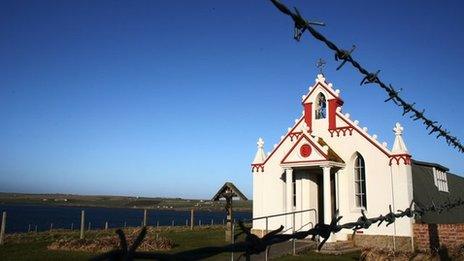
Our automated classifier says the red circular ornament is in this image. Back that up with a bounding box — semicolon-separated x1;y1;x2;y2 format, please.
300;144;312;158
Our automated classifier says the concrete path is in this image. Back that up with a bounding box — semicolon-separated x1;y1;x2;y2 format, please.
224;240;316;261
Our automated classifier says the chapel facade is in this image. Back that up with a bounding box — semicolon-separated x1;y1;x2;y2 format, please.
251;74;419;244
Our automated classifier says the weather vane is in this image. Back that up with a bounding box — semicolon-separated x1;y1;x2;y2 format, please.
316;58;326;75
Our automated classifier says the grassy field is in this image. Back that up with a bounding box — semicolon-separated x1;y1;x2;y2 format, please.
0;192;252;211
0;226;360;260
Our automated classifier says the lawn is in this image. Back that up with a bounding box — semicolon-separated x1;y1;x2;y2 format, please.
0;226;360;260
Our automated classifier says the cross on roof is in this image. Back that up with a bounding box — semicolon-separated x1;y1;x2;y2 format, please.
316;58;326;75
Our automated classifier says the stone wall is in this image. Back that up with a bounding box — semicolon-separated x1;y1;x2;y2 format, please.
413;223;464;251
348;234;413;252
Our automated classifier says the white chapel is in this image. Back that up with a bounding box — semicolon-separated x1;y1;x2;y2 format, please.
251;74;416;244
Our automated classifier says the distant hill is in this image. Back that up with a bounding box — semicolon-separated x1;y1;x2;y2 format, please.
0;192;252;212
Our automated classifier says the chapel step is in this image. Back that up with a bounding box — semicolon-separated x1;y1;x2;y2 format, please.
317;240;361;255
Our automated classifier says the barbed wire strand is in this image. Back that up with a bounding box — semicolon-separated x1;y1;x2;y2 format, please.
91;197;464;260
270;0;463;153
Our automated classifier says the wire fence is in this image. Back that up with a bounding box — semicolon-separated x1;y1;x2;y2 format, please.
90;197;464;260
270;0;464;154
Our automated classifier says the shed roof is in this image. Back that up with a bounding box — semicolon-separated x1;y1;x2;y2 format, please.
211;182;248;201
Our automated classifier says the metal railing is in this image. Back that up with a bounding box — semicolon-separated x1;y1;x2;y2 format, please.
232;208;317;260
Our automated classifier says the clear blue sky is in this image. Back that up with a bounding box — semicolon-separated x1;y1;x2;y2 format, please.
1;0;463;199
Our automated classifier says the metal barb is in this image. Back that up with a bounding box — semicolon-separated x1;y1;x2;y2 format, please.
335;45;356;70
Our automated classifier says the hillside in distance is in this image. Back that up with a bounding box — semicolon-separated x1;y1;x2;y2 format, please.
0;192;252;212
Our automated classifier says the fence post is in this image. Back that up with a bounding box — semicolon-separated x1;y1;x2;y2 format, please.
230;221;235;261
190;209;194;230
143;209;147;227
105;221;108;230
0;211;6;245
80;210;85;239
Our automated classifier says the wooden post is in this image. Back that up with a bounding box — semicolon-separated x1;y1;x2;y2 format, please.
190;209;194;230
225;197;233;242
105;221;108;230
0;211;6;245
80;210;85;239
143;209;147;227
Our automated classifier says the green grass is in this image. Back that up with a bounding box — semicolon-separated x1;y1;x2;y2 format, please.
0;227;360;260
0;227;232;260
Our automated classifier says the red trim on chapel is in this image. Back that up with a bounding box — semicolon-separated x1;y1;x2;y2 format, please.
304;103;312;132
251;164;264;172
328;98;344;130
389;154;412;166
280;134;329;164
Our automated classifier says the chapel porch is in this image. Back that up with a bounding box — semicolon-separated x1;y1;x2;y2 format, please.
281;161;345;242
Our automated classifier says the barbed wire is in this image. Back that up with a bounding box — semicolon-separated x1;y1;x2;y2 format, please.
91;197;464;260
270;0;464;153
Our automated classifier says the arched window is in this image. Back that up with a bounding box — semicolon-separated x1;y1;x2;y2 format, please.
354;153;367;209
315;93;326;119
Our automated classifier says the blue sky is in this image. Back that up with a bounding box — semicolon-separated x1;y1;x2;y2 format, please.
1;0;463;199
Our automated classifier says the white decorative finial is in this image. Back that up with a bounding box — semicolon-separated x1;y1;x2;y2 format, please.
391;122;409;153
252;137;266;164
394;122;404;136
